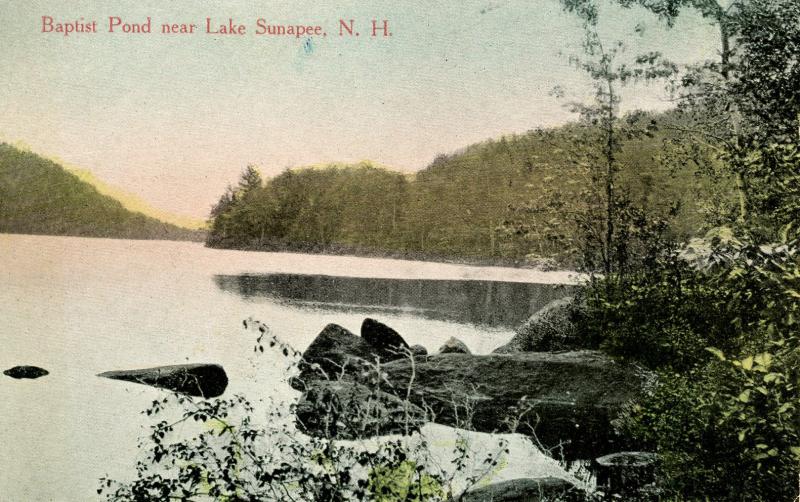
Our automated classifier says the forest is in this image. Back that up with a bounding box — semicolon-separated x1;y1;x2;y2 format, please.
206;109;729;267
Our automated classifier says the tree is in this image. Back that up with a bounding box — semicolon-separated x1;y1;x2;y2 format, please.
562;0;800;235
504;12;676;274
237;165;263;195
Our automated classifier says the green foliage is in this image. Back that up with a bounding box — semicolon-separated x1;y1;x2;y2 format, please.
207;115;722;267
579;254;738;370
367;461;443;502
734;142;800;239
0;143;199;241
619;345;800;501
207;162;409;255
584;234;800;499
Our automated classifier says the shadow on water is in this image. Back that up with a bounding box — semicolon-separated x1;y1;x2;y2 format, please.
214;273;574;329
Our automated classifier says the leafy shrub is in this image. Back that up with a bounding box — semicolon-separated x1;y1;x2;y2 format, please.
99;322;514;501
584;230;800;499
618;346;800;501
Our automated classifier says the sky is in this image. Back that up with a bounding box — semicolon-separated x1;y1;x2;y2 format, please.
0;0;720;219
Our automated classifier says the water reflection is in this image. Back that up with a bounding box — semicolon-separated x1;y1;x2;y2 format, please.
214;273;573;329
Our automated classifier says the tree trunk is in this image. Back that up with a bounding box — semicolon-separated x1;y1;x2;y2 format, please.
604;80;616;276
719;11;748;224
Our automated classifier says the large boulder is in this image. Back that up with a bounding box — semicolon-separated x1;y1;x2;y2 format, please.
98;363;228;398
293;323;409;390
457;477;586;502
295;380;426;439
292;324;378;389
371;351;645;459
493;297;581;353
361;318;410;357
438;336;471;354
4;365;49;379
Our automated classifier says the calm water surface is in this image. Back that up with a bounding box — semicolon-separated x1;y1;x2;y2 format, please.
0;234;579;501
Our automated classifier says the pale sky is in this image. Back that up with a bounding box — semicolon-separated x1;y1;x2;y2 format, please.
0;0;719;219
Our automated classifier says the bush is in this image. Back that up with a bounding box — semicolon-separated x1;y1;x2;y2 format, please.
578;234;798;371
98;321;514;502
618;346;800;501
581;231;800;499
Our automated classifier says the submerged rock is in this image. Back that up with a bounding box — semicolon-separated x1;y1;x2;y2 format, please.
493;297;582;353
98;363;228;398
361;318;410;356
295;380;426;439
457;477;585;502
3;365;49;379
438;336;471;354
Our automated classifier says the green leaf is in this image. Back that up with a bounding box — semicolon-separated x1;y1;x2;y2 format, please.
754;353;773;367
706;347;726;361
741;356;754;371
738;390;751;403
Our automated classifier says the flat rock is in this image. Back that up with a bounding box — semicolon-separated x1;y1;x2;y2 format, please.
457;477;586;502
4;365;49;379
295;380;426;439
98;363;228;398
438;336;471;354
361;318;409;356
371;351;645;459
594;451;658;496
493;297;581;353
596;451;658;468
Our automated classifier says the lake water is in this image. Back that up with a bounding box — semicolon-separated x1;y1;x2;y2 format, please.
0;234;581;501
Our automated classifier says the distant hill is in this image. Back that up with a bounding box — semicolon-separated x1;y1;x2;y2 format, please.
0;143;202;241
67;167;206;230
206;111;735;266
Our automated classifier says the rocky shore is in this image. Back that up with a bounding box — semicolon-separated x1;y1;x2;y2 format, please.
291;300;650;463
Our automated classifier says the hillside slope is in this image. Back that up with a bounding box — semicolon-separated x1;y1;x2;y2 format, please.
0;144;201;241
206;112;735;265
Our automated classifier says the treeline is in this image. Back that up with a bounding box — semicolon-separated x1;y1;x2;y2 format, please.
0;144;202;241
207;110;729;265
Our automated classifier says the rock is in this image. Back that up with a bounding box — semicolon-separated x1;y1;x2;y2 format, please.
98;363;228;398
370;351;645;460
3;365;49;379
296;380;426;439
361;318;410;356
493;297;582;353
292;323;406;390
293;324;377;389
457;477;585;502
593;452;658;497
410;344;428;357
438;336;471;354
